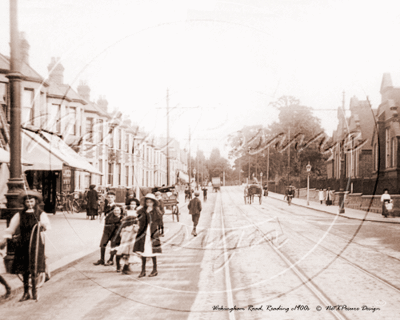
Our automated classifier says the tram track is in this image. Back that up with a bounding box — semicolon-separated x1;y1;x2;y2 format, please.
260;188;400;264
219;189;348;320
242;192;400;296
222;187;400;319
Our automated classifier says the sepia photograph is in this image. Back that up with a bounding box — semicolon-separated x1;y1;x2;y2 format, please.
0;0;399;319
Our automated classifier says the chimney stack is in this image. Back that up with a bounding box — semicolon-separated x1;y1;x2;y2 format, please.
20;32;30;65
77;81;91;102
97;95;108;112
47;57;64;85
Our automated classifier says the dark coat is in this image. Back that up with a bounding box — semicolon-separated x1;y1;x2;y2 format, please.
100;212;122;248
103;202;116;215
188;197;202;215
133;207;162;254
12;209;45;275
86;189;99;210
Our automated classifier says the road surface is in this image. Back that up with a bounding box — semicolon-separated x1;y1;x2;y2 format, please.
1;186;400;319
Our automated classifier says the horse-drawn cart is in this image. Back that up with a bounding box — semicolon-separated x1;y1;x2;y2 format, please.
157;186;180;222
244;184;263;204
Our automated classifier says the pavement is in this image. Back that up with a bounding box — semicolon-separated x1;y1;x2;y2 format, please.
0;190;188;295
267;191;400;224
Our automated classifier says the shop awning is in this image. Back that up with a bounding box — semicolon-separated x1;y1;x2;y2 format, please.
0;146;33;166
177;170;189;183
22;129;102;175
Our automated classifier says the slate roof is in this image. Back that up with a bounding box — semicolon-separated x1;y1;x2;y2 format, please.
0;53;47;84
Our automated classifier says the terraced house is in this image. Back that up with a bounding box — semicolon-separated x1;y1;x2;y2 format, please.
0;33;189;212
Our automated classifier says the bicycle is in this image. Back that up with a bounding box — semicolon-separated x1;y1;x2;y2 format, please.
55;192;73;214
70;193;83;213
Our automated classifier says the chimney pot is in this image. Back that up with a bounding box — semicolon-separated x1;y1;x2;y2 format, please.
47;57;64;85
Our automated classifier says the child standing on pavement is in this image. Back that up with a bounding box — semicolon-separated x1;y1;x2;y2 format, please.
94;204;123;268
102;191;116;218
116;199;140;274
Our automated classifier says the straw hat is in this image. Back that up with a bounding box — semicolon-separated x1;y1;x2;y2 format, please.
144;193;159;206
18;190;43;203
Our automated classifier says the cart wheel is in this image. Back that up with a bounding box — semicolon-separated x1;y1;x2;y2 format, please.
259;195;262;204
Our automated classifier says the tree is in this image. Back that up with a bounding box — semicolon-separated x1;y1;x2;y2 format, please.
206;148;232;180
268;96;327;180
228;96;329;184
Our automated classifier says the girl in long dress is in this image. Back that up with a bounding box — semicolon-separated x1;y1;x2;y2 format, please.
116;198;140;274
0;191;51;302
133;193;162;278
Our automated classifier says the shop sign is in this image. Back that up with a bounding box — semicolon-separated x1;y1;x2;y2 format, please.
62;166;72;191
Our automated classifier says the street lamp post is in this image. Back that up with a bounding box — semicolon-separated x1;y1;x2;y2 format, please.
2;0;25;259
306;162;312;206
260;172;263;188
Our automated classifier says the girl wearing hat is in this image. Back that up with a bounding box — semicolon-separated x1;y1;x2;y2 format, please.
0;190;51;301
133;193;162;277
115;199;140;274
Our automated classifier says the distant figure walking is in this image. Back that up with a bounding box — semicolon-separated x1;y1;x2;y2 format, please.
202;186;208;201
326;188;333;206
263;184;268;196
318;189;325;205
188;192;202;236
381;189;391;218
86;184;99;220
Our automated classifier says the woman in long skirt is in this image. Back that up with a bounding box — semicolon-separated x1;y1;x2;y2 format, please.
85;185;99;219
133;193;162;278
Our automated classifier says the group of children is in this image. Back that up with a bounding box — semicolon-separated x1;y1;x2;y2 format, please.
93;191;165;276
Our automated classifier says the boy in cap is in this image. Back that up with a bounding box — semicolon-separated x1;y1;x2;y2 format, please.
94;192;121;266
188;191;202;236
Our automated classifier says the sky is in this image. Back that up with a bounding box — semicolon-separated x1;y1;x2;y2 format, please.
1;0;400;158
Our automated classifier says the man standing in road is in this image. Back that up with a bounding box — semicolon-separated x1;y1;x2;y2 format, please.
188;191;202;236
202;186;208;201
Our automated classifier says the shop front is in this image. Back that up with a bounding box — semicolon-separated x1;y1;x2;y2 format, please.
22;129;102;213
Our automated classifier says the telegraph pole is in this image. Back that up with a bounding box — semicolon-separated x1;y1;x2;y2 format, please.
166;88;170;185
188;127;191;196
196;144;199;189
267;146;269;188
288;125;290;185
239;158;241;184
